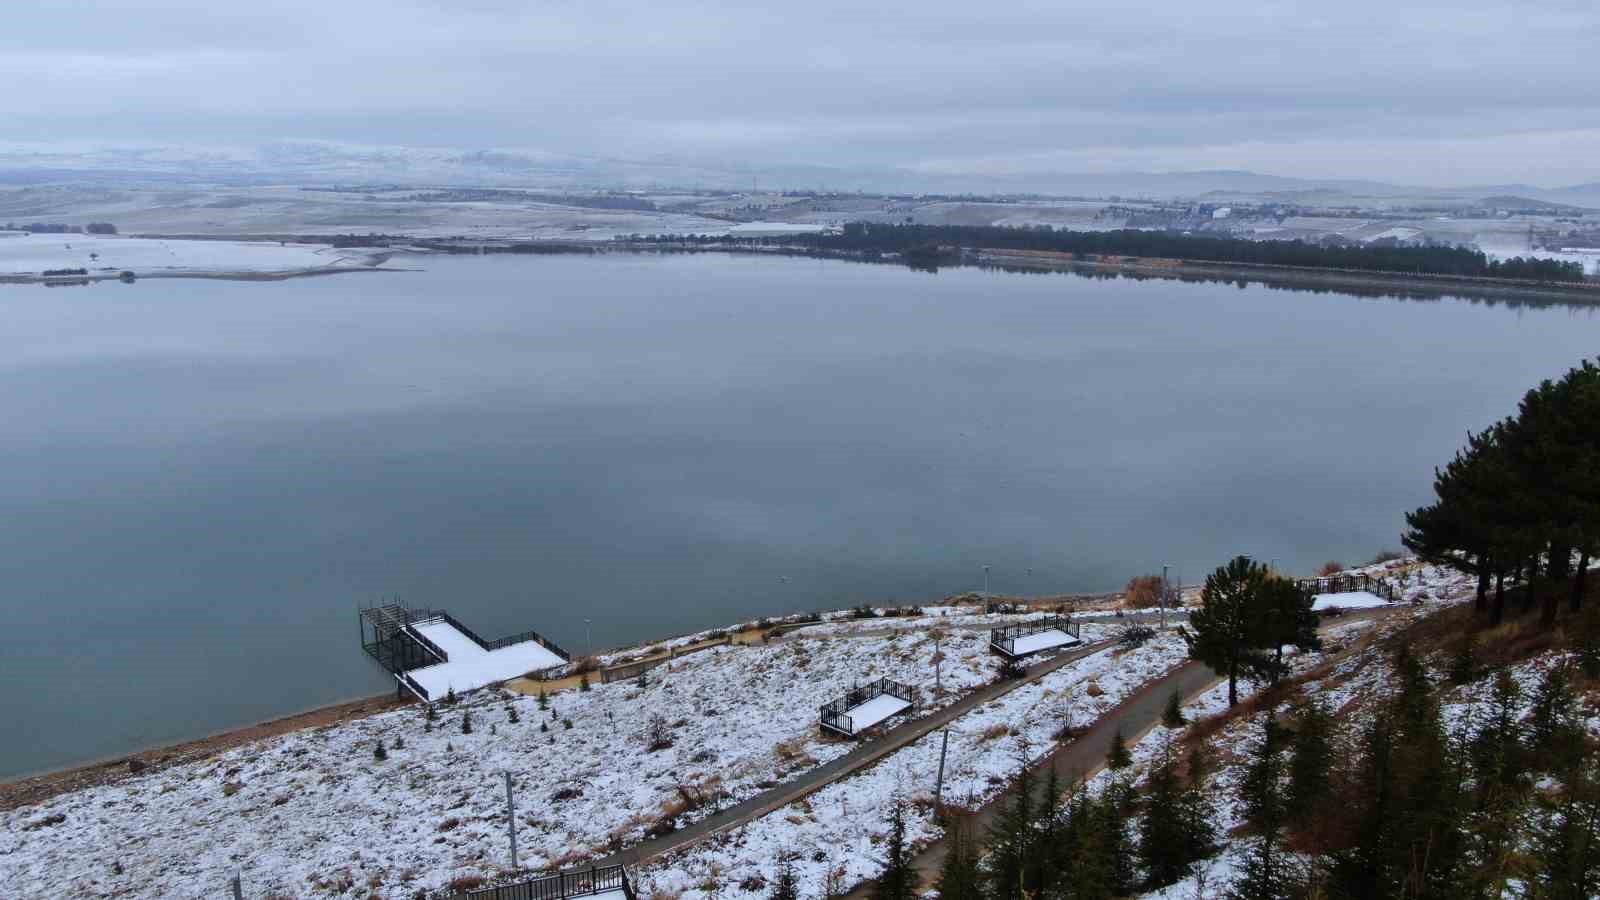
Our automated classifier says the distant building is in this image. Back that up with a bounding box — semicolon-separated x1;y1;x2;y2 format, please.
1212;207;1233;220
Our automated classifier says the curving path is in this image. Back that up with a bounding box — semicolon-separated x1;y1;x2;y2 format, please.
592;637;1118;869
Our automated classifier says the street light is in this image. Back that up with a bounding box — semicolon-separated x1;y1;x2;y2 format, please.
1160;564;1170;628
982;565;991;598
584;618;592;655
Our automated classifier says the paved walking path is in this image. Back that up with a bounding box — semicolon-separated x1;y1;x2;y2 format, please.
841;607;1398;897
594;636;1117;869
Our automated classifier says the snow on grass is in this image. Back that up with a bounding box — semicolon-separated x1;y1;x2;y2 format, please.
0;627;1000;899
637;633;1192;900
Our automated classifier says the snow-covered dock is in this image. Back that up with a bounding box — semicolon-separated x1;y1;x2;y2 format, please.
989;614;1082;659
359;603;570;702
819;677;916;737
407;618;567;699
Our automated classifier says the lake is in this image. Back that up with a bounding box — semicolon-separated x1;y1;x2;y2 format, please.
2;252;1596;779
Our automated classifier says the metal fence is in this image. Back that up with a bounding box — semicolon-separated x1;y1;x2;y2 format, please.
1296;573;1401;603
461;865;634;900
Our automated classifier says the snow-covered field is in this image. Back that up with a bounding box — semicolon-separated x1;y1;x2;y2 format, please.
0;621;1034;898
0;233;380;276
636;633;1192;900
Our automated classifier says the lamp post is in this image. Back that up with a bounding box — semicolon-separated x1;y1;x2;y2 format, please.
982;565;991;598
584;618;592;656
1161;564;1170;629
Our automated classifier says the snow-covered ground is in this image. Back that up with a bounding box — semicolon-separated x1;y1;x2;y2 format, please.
0;233;380;276
0;620;1022;898
636;633;1192;900
1311;590;1389;610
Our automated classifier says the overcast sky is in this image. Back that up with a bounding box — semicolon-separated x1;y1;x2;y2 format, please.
6;0;1598;186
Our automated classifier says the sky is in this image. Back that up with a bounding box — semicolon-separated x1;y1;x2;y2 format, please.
5;0;1599;187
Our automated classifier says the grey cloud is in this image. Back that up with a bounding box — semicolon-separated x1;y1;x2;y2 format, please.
4;0;1597;185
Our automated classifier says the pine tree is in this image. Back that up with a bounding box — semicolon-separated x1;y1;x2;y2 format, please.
373;740;388;762
874;798;915;900
1447;636;1479;685
981;757;1035;900
1255;574;1321;682
1468;668;1526;791
538;687;549;710
1231;718;1294;900
425;703;437;721
461;711;473;734
1162;690;1186;729
580;673;592;692
1179;743;1218;867
1106;725;1132;771
508;705;520;724
1137;743;1193;890
1181;556;1278;706
393;736;405;750
1528;758;1600;900
1097;777;1137;898
770;859;800;900
933;814;984;900
1529;664;1584;774
1285;698;1334;829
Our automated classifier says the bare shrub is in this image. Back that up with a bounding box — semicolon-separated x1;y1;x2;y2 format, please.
979;723;1011;741
1318;561;1346;577
1085;681;1104;697
646;715;674;752
448;875;488;892
1367;549;1405;566
570;656;600;675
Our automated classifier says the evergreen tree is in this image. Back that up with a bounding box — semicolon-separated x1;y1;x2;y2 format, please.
1285;698;1334;829
1138;743;1194;890
1106;725;1132;771
874;798;915;900
1530;664;1584;773
1528;758;1600;900
538;687;549;710
1182;556;1278;706
1447;636;1480;685
461;711;473;734
508;705;520;724
770;859;800;900
1255;575;1322;681
580;673;592;692
1231;718;1294;900
933;814;984;900
1468;668;1526;791
1097;777;1137;899
1180;744;1218;868
981;759;1035;900
1162;690;1186;729
373;740;388;762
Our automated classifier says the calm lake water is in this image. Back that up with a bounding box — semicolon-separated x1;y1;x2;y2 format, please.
3;253;1597;779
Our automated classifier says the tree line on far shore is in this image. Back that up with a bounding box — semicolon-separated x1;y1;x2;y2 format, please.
627;222;1590;283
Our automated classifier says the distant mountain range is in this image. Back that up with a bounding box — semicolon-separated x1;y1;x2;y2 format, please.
0;140;1594;208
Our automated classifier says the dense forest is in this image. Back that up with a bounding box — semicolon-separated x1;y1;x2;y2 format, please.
649;223;1589;283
